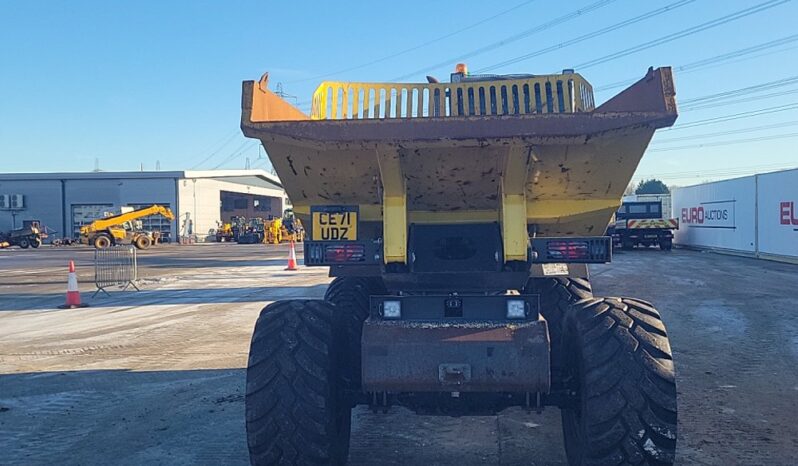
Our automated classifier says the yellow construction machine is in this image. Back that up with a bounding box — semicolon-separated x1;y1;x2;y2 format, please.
240;65;679;465
265;217;283;244
215;222;235;242
80;204;174;249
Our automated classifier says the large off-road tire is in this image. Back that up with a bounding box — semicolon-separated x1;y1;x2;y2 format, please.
18;238;30;249
523;277;592;375
324;277;387;392
246;300;351;466
561;297;677;465
134;235;152;250
659;238;673;251
31;237;42;248
93;234;112;249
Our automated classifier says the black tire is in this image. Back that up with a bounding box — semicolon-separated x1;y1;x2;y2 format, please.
561;297;677;465
31;237;42;248
94;234;112;249
659;238;673;251
523;277;592;379
621;238;634;250
324;277;387;392
135;235;152;250
18;238;30;249
246;300;351;466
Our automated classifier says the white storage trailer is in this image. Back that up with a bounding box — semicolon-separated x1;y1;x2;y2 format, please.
672;167;798;262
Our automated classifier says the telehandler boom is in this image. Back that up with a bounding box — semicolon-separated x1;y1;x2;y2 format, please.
80;204;174;249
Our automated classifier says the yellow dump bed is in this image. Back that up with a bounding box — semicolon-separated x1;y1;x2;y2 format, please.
240;68;676;255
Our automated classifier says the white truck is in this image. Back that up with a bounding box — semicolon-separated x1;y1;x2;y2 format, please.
608;194;679;250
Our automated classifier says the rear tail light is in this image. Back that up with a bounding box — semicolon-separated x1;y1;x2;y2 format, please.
531;237;611;263
546;240;589;260
304;242;365;264
324;243;365;263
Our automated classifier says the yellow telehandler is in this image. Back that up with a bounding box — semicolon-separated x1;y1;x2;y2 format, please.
80;204;174;249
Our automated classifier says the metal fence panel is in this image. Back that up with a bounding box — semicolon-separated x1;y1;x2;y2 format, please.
94;246;139;296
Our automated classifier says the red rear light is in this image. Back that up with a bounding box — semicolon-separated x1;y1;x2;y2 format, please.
324;243;366;263
546;240;590;260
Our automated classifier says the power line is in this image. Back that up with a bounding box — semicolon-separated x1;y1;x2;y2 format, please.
190;130;240;169
594;38;798;93
573;0;790;70
211;141;254;170
284;0;540;84
677;32;798;72
633;162;798;180
662;102;798;131
647;131;798;152
474;0;695;74
636;162;797;178
389;0;619;82
680;75;798;106
652;120;798;144
680;87;798;112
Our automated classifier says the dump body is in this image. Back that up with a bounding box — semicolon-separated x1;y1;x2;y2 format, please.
241;68;677;267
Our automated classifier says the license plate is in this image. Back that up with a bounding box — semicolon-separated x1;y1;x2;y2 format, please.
311;206;358;241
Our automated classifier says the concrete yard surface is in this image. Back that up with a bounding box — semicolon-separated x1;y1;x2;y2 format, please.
1;244;798;465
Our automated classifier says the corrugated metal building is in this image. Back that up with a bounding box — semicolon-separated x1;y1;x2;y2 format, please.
0;170;287;242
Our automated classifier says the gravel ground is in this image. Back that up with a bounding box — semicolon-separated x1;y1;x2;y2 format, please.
1;244;796;465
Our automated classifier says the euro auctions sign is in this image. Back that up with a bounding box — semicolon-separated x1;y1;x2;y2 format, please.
681;200;736;229
779;201;798;227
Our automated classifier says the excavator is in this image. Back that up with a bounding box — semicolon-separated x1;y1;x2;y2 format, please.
79;204;175;249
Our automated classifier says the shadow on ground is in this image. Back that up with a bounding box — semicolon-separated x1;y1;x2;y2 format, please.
0;284;330;311
0;369;567;466
0;369;248;466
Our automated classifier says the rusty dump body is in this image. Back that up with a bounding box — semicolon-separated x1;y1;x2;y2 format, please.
241;67;677;245
240;68;677;398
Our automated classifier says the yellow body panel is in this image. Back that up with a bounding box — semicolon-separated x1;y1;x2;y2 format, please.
80;204;174;236
241;67;677;264
310;73;594;120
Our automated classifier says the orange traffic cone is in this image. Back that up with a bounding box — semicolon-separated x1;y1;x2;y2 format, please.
285;240;298;271
59;260;88;309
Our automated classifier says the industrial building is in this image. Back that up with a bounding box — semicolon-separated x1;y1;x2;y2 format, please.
0;170;287;243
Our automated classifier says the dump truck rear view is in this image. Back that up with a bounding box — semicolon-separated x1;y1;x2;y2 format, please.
240;65;678;465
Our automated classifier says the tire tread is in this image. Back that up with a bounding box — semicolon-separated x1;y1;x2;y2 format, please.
562;298;677;465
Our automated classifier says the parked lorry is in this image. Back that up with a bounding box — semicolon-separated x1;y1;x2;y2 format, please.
608;194;679;250
79;204;174;249
239;65;679;465
0;220;43;249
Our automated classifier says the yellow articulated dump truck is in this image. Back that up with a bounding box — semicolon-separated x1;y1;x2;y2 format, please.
80;204;174;249
240;65;678;465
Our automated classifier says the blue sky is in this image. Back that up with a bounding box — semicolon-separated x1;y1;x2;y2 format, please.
1;0;796;186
